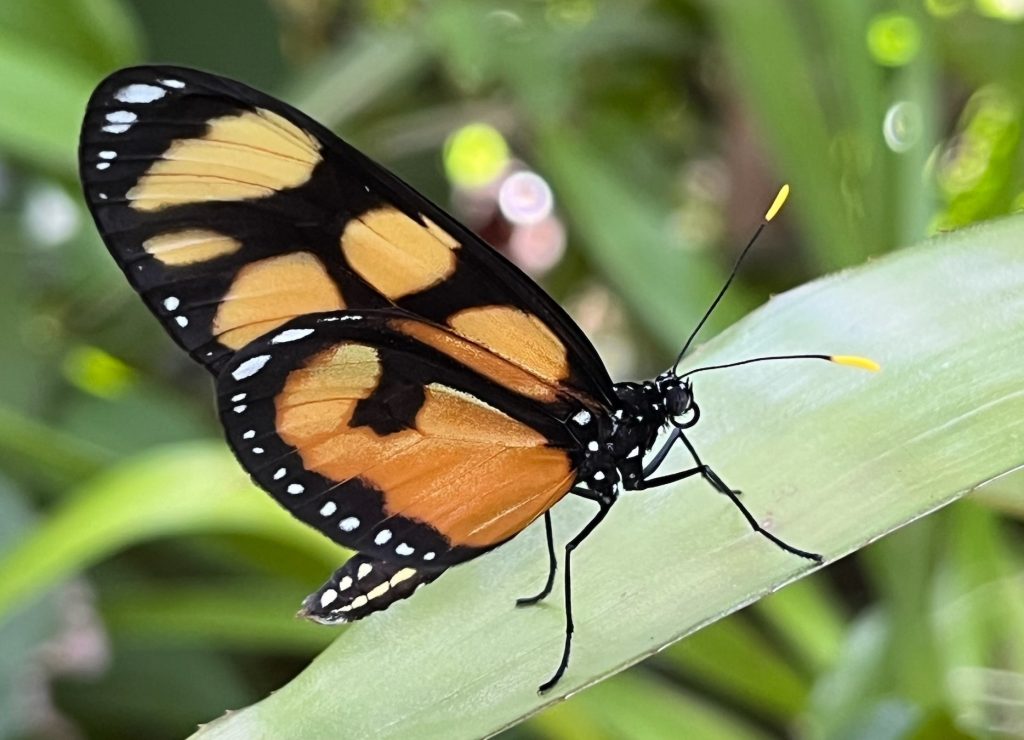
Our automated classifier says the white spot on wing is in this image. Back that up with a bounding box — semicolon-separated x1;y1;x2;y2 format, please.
163;296;180;311
337;575;352;592
395;543;414;556
115;83;166;103
357;563;372;579
231;393;246;402
319;502;337;517
339;516;359;532
233;405;247;414
95;162;110;170
367;582;390;600
231;354;271;380
271;328;315;344
106;111;137;123
98;151;116;160
350;595;368;609
273;468;286;480
287;483;304;495
375;530;392;545
101;124;130;134
423;552;435;561
252;447;264;455
319;588;337;608
242;430;255;440
174;316;188;328
161;78;186;89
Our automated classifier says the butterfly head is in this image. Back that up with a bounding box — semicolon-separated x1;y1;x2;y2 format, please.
656;371;700;429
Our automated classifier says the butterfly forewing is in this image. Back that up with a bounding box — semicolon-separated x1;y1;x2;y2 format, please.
79;65;615;406
217;310;584;566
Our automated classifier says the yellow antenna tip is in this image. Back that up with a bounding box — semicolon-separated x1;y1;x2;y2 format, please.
830;355;881;372
764;184;790;222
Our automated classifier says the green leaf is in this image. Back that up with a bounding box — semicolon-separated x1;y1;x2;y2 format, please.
0;442;338;622
190;217;1024;739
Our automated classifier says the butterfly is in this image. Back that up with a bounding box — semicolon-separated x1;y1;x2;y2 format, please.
79;66;877;692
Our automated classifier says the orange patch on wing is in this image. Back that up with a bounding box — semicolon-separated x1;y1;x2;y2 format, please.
213;252;344;349
128;108;321;212
447;305;569;385
143;229;241;266
389;317;559;402
275;348;574;548
341;208;460;299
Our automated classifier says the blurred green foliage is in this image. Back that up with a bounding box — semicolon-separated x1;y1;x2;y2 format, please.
0;0;1022;738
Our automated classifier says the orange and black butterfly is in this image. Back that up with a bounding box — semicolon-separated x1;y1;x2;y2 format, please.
79;66;876;691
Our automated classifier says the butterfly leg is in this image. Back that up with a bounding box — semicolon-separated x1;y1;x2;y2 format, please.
538;489;614;693
516;511;557;607
642;432;822;563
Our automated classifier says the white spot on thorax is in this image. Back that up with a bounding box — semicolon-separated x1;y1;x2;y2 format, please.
272;328;315;344
395;543;414;556
287;483;304;495
357;562;372;579
163;296;180;311
231;354;271;380
375;530;392;545
593;471;605;481
587;441;599;452
319;588;337;608
320;501;337;517
115;83;166;103
573;410;591;426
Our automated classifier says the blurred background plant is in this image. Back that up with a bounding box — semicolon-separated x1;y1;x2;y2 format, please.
0;0;1022;737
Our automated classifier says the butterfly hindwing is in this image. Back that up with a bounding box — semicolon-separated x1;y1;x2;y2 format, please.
217;309;585;567
300;553;446;625
80;65;614;407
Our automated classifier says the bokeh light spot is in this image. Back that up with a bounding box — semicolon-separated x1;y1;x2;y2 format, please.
62;345;138;400
925;0;966;17
499;171;554;225
444;123;510;189
867;13;921;67
976;0;1024;20
883;100;923;152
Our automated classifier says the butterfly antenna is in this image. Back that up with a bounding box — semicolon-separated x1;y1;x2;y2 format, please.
672;184;790;373
680;353;880;378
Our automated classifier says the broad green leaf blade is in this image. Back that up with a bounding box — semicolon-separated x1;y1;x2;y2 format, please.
191;217;1024;739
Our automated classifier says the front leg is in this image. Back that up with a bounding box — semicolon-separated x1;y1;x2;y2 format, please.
516;511;556;607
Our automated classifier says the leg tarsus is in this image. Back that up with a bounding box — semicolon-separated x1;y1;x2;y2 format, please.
537;493;612;693
517;512;556;607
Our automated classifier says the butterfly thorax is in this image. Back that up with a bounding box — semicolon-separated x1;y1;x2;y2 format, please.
573;375;691;496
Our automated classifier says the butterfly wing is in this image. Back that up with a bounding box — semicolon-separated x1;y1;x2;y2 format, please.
79;65;614;407
217;309;587;567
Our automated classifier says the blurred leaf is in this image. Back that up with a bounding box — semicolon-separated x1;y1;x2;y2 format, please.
658;617;808;720
533;672;771;740
0;475;61;739
755;578;847;674
534;129;748;354
0;1;140;176
101;580;334;653
0;442;339;624
192;217;1024;738
0;404;115;493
